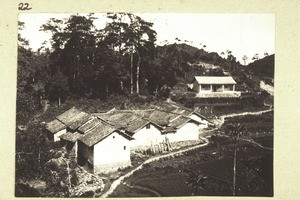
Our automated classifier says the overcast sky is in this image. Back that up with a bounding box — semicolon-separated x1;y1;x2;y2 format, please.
19;13;274;64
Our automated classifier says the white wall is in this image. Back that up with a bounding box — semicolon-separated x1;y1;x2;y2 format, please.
130;124;163;147
54;129;67;142
166;122;200;142
189;114;209;129
93;131;131;166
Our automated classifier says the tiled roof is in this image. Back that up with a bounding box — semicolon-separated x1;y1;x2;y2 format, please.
60;131;83;143
78;117;101;134
56;107;91;130
79;122;118;147
45;119;66;133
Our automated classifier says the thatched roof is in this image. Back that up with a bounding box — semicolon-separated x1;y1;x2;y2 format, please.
194;76;237;85
79;122;121;147
78;117;101;134
60;131;83;143
45;119;66;133
56;107;91;130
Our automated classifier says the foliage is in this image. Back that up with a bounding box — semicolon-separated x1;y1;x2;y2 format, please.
246;54;274;80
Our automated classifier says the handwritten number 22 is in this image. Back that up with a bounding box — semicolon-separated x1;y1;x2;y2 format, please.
18;3;32;10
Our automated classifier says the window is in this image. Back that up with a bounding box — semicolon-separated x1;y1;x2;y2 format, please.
146;123;150;129
124;146;126;150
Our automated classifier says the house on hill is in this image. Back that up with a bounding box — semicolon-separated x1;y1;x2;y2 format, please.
77;121;132;173
191;76;241;98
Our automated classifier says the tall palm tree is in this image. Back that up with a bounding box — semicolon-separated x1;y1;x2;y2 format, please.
225;123;245;196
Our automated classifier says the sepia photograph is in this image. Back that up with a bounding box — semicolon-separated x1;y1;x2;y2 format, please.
16;13;274;197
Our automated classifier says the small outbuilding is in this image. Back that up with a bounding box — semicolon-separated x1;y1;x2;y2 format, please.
45;119;67;142
77;122;132;173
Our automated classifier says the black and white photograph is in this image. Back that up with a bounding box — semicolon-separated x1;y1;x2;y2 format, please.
16;13;274;197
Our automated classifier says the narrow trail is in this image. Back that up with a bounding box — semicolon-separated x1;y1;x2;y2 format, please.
240;138;273;150
100;138;209;197
122;183;161;197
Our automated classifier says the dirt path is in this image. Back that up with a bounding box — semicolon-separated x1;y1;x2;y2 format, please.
100;138;209;197
122;182;161;197
216;109;273;128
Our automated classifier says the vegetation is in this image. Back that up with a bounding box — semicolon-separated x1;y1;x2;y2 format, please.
16;13;274;197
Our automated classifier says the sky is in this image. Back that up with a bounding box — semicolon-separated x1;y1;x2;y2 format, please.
18;13;275;64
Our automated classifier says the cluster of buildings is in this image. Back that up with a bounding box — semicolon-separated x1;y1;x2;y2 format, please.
45;107;212;173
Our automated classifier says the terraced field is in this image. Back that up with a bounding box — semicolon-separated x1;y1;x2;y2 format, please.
110;112;273;197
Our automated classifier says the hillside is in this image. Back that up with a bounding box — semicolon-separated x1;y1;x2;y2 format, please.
246;54;274;85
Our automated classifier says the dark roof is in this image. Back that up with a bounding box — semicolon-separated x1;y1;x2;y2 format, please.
78;117;101;134
173;109;211;123
60;131;83;143
169;115;199;129
126;118;150;133
141;109;179;127
97;109;163;133
56;107;91;130
79;122;118;147
45;119;66;133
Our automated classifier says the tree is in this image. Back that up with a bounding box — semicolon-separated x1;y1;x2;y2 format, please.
48;70;69;106
123;14;157;94
225;123;245;196
242;55;248;66
252;53;259;61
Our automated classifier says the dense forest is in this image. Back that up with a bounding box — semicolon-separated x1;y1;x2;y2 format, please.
17;13;273;124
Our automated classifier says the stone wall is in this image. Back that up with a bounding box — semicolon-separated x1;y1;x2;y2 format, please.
131;139;203;155
94;160;131;174
196;91;241;98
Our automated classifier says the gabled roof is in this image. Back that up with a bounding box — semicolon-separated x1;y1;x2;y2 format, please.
45;119;66;133
173;108;212;124
97;109;162;134
56;107;91;130
169;115;199;129
78;117;101;134
79;122;130;147
193;76;237;85
142;109;179;127
60;131;83;143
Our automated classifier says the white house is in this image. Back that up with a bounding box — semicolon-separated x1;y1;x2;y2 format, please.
125;119;163;147
192;76;241;98
173;109;213;129
188;111;213;129
163;116;200;143
77;122;132;173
